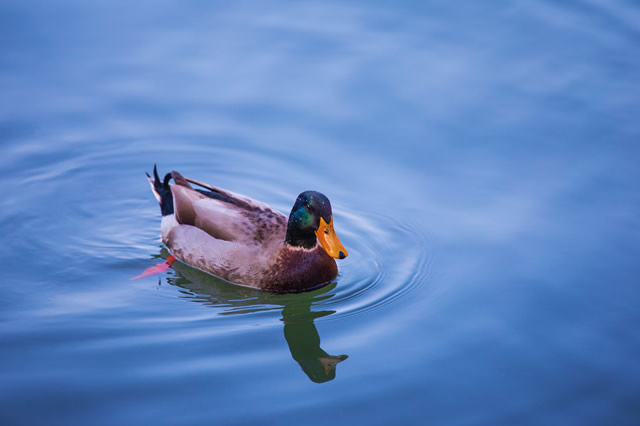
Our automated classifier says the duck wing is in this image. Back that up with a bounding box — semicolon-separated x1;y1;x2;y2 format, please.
170;171;287;245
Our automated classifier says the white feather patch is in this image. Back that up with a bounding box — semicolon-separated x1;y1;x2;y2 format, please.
148;179;162;204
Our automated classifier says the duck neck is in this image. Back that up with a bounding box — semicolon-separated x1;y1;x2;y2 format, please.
285;225;317;249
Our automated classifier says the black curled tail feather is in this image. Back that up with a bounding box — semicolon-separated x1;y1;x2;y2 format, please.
147;164;174;216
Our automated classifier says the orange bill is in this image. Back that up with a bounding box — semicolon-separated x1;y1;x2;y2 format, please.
315;216;348;259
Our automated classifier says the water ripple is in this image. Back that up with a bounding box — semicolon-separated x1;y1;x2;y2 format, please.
321;211;434;321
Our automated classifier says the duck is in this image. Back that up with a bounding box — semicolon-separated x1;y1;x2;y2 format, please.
142;166;348;293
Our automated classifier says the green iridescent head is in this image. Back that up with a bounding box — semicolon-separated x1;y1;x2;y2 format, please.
285;191;348;259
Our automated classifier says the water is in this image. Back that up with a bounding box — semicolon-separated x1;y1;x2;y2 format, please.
1;1;639;424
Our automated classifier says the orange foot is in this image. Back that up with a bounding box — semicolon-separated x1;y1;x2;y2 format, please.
130;255;177;280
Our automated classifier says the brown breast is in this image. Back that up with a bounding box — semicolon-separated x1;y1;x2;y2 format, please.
261;245;338;293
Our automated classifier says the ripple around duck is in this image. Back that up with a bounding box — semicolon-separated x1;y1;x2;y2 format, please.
13;139;434;323
108;144;438;323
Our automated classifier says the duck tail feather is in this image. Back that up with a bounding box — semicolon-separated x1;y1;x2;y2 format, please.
147;164;174;216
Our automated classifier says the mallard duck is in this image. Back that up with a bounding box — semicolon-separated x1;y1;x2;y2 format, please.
142;166;348;293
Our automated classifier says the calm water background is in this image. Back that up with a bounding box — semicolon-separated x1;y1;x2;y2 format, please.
1;1;639;425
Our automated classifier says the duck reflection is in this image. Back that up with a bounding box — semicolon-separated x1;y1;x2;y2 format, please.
281;302;348;383
159;249;348;383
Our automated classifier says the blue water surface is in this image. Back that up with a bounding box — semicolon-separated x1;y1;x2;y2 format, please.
1;1;639;425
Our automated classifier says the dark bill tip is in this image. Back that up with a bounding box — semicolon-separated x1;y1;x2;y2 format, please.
338;251;345;259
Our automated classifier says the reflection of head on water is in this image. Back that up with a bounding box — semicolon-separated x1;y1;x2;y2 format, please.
282;304;348;383
162;249;348;383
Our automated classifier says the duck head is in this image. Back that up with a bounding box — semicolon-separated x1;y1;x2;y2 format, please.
285;191;348;259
